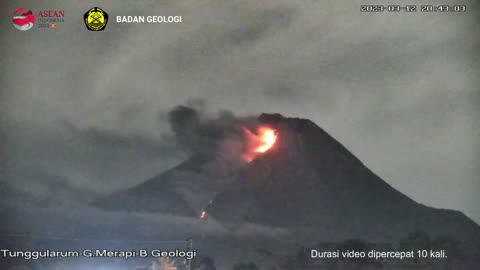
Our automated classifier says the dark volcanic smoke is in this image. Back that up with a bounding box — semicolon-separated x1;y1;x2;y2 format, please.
167;105;276;163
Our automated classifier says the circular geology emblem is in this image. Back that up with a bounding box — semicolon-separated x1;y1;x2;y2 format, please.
84;7;108;31
12;7;36;31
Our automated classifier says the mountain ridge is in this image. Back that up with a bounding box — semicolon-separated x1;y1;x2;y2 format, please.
92;113;479;244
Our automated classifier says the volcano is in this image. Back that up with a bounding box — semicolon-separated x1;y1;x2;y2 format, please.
93;113;480;243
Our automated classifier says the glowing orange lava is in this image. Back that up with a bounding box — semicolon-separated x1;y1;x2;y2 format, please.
242;126;277;162
254;127;277;153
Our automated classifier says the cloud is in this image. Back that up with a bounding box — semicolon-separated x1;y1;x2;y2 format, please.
2;121;185;193
0;0;478;224
232;223;289;238
164;5;297;72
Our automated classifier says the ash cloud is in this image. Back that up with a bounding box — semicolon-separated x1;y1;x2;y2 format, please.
167;104;257;160
1;0;478;224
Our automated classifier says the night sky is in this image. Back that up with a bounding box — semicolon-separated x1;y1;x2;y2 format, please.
1;0;479;225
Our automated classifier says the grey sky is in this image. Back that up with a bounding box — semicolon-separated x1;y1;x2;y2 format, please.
1;0;479;224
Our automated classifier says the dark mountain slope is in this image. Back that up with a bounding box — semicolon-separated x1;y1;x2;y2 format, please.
206;114;480;243
92;154;237;216
93;113;479;244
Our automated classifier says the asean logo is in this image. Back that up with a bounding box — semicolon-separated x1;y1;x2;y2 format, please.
12;7;36;31
84;7;108;31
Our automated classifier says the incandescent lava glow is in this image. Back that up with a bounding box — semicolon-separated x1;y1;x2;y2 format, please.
254;127;277;153
242;126;278;162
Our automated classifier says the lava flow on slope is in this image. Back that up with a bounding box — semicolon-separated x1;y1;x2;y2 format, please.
242;126;278;162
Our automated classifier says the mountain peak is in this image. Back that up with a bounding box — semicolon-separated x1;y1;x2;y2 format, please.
93;113;479;243
256;113;365;169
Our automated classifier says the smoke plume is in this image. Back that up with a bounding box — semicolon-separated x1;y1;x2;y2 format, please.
167;104;259;159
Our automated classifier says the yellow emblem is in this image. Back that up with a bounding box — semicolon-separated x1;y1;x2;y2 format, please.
84;7;108;31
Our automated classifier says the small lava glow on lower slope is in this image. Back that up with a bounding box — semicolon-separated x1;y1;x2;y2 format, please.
242;126;278;162
199;126;277;220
